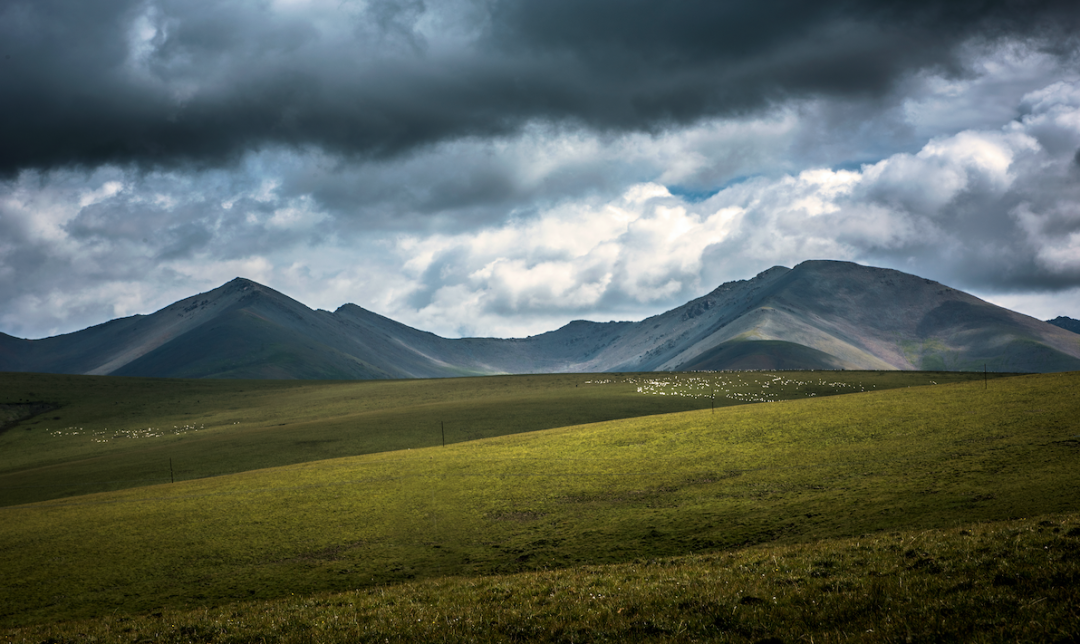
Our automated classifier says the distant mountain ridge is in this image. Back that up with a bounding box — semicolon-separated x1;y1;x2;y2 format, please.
1047;316;1080;334
2;260;1079;378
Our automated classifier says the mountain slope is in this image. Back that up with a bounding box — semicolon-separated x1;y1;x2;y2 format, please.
650;261;1080;373
2;261;1079;379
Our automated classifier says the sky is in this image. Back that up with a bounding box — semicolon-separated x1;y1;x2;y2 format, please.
3;0;1080;340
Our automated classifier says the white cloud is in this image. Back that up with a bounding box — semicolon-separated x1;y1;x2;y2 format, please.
858;129;1036;215
385;182;748;335
901;44;1074;139
267;197;327;230
1013;202;1080;274
371;83;1080;336
78;181;125;208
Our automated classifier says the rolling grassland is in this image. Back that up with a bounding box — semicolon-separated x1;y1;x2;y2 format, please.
0;370;978;507
0;371;1077;641
6;514;1079;643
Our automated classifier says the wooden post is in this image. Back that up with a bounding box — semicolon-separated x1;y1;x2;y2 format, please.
441;421;445;447
170;458;175;484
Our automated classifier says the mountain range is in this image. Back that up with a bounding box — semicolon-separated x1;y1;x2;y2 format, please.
2;260;1079;379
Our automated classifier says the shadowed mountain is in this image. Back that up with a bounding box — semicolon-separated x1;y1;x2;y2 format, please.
2;261;1079;378
1048;316;1080;334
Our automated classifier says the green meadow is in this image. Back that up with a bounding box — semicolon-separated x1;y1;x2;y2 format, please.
0;369;1077;641
0;369;981;507
7;514;1079;643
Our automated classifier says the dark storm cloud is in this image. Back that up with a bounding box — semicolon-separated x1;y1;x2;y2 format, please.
3;0;1078;176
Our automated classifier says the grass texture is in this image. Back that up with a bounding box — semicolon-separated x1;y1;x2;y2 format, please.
0;371;1076;633
5;513;1078;643
0;370;986;506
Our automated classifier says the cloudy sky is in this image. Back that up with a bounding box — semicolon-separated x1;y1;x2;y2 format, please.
3;0;1080;340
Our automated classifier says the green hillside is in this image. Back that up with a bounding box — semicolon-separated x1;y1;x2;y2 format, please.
0;371;1076;633
0;370;987;506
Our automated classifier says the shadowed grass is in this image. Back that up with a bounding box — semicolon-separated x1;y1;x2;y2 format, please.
4;513;1078;643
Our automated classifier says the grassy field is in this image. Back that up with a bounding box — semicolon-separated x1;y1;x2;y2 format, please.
5;512;1078;643
0;370;1077;637
0;370;991;506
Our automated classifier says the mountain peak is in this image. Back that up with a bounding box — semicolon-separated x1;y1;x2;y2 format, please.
209;277;297;303
222;276;261;290
789;259;886;276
